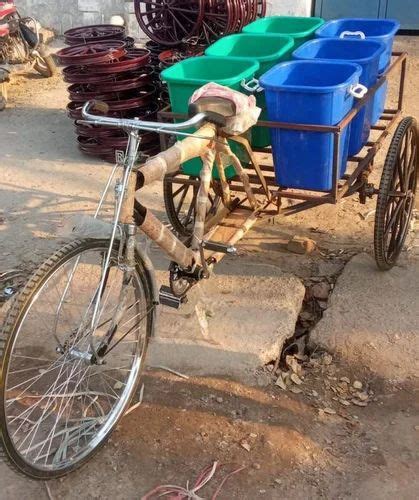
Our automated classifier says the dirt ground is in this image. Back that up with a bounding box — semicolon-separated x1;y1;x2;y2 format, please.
0;37;418;499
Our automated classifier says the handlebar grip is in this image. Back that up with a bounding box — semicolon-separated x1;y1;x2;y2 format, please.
91;100;110;115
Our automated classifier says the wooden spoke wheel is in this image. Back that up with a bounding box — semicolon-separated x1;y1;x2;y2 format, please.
56;41;127;66
134;0;204;47
87;48;150;74
91;67;155;93
255;0;267;18
200;0;232;44
374;117;418;270
163;171;223;238
64;25;126;45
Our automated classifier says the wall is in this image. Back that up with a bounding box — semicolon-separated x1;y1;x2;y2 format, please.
269;0;313;17
17;0;130;35
17;0;314;37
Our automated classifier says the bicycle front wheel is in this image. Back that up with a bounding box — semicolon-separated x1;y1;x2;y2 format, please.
0;239;155;479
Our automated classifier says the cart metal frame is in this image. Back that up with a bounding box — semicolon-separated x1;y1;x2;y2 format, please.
158;51;417;271
158;52;407;215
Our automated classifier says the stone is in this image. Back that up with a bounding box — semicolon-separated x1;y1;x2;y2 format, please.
323;407;337;415
289;387;302;394
310;254;419;381
290;373;303;385
356;392;369;402
240;440;251;452
149;261;305;379
353;381;363;390
321;353;333;366
285;355;302;375
275;376;287;390
310;282;331;300
318;300;329;311
286;236;317;255
300;310;316;322
351;399;368;407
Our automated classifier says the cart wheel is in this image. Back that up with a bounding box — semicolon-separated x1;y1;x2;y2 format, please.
374;117;418;270
163;171;223;238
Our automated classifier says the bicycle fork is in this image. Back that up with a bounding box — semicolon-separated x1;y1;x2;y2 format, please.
89;132;143;362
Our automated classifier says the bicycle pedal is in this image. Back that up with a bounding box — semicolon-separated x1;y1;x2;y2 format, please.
159;285;187;309
201;240;237;255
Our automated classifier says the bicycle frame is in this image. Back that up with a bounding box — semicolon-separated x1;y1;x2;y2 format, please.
80;101;261;359
82;102;258;269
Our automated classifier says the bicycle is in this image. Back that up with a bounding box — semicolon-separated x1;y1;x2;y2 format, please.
1;50;417;478
0;96;260;479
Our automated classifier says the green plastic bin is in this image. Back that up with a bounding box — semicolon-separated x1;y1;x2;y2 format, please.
161;56;260;178
205;33;295;147
244;16;325;49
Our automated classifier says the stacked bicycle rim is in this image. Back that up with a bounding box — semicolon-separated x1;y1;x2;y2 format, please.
57;25;161;162
134;0;267;45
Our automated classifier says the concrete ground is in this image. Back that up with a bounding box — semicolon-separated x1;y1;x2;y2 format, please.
311;253;419;382
0;36;418;499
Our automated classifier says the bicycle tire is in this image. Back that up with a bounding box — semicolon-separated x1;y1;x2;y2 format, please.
163;172;223;238
0;238;155;479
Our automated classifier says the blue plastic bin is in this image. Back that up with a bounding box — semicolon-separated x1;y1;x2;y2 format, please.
315;19;400;124
260;60;362;191
293;38;384;156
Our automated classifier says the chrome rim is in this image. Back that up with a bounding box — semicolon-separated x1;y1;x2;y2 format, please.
3;246;148;472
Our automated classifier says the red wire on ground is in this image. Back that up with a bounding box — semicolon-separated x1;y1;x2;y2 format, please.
141;462;247;500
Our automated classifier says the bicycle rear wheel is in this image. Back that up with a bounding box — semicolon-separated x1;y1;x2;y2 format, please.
0;239;155;479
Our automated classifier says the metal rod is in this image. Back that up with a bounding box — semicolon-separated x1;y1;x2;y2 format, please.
338;52;406;131
398;57;407;112
275;190;335;202
90;133;139;336
82;102;209;133
332;132;340;203
281;199;332;216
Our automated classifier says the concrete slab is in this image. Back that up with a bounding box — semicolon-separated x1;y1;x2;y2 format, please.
311;253;419;382
149;258;305;378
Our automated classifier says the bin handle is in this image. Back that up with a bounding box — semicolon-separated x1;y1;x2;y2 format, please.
241;78;263;93
349;84;368;99
340;30;366;39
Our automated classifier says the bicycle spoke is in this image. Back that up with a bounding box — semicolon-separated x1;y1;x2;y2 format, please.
2;241;152;474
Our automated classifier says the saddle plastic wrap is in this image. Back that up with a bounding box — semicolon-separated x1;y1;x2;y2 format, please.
190;82;261;136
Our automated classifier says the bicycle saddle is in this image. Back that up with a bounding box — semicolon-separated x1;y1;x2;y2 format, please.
188;96;237;128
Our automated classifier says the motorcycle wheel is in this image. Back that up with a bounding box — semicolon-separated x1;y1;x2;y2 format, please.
34;46;56;77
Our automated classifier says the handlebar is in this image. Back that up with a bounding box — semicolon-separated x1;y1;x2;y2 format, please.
81;100;210;135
